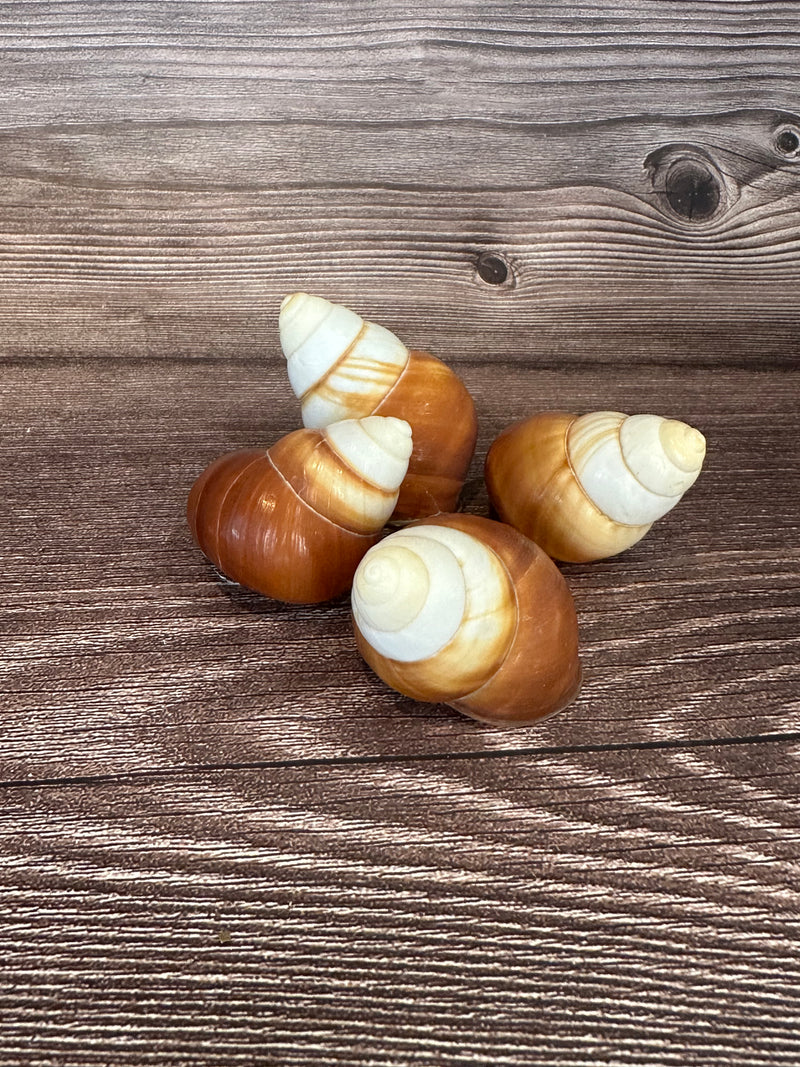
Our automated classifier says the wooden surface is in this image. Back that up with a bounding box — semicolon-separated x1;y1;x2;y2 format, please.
1;3;799;1064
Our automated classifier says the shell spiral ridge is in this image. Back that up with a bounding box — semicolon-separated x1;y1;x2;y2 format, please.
486;410;706;562
187;416;412;603
352;513;582;725
278;293;478;520
569;412;706;527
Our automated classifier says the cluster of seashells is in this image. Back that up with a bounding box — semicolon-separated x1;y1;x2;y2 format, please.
187;293;706;727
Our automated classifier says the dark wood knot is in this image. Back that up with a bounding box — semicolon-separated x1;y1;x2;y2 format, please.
775;125;800;158
476;251;511;286
644;144;729;224
663;158;721;221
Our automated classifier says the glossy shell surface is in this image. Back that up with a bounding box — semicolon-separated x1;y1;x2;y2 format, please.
187;417;412;603
352;512;582;725
279;293;478;520
485;411;706;562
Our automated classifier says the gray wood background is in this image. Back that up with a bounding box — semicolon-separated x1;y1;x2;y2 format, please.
1;2;799;1064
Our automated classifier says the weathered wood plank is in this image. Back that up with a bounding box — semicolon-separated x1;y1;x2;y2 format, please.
0;111;798;365
2;358;797;781
1;743;798;1066
1;1;799;127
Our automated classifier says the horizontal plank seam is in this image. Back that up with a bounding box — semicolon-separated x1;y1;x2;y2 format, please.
2;730;798;792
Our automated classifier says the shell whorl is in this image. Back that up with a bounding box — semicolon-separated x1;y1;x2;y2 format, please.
352;524;516;694
279;292;479;521
351;513;583;724
279;293;409;428
272;415;412;534
568;412;706;526
325;415;412;492
485;410;707;563
186;416;413;604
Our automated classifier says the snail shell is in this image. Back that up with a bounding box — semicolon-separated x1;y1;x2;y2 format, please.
187;416;413;603
279;293;478;521
485;411;707;563
351;513;581;726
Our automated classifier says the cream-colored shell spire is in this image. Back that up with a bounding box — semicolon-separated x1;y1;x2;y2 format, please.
325;416;412;493
320;416;412;530
568;412;706;527
279;293;409;428
352;524;515;674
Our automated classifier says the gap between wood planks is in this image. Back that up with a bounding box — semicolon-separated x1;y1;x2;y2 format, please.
2;729;798;792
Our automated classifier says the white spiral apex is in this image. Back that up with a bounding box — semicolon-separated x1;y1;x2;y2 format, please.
279;293;409;427
352;524;514;670
568;412;706;527
325;416;412;493
312;416;413;531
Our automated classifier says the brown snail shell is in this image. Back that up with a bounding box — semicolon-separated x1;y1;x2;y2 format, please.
279;293;478;521
485;411;707;563
351;512;582;726
187;416;412;603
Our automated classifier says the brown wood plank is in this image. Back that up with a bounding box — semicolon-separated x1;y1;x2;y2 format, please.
1;1;799;127
1;743;798;1066
0;112;798;365
2;357;797;780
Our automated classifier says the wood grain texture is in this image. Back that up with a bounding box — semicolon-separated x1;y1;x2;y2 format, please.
1;0;799;127
1;744;799;1066
2;359;798;780
1;1;799;1064
0;108;799;365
